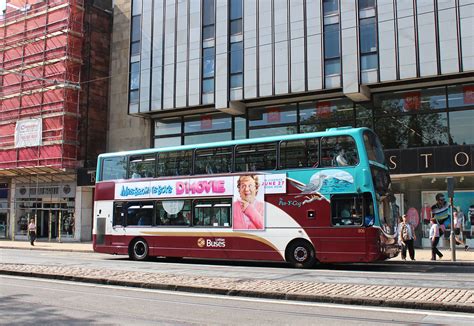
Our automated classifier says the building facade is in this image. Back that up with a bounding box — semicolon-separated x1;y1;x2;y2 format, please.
108;0;474;247
0;0;112;241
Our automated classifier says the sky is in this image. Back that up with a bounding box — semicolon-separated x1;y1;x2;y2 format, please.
1;0;6;13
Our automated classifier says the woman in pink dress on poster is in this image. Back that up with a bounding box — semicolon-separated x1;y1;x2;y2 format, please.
233;175;264;230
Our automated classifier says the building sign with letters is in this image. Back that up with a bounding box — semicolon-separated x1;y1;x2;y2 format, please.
15;118;42;148
385;145;473;174
15;183;76;199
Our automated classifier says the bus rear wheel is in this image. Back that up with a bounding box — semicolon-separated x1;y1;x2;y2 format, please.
286;240;316;269
129;238;149;261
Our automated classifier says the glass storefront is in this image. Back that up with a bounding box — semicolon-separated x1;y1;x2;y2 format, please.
14;183;76;240
392;175;474;248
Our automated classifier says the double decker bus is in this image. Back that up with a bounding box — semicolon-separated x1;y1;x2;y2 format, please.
93;127;399;268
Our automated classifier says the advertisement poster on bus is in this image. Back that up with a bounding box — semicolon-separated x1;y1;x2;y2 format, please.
232;175;265;230
115;174;286;202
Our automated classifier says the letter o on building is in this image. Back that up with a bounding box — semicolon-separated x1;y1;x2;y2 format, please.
454;152;469;167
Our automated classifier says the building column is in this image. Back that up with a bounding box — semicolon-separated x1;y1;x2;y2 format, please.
9;181;16;240
75;186;94;241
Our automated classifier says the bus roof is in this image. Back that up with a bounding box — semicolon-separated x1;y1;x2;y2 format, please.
98;127;371;159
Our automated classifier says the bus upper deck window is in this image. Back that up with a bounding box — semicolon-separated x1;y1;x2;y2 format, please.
280;139;319;169
129;154;156;179
195;147;233;175
102;156;127;181
321;136;359;167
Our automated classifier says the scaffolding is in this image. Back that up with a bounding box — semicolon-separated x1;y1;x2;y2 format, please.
0;0;85;170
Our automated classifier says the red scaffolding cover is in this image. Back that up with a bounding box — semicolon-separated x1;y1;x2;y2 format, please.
0;0;84;170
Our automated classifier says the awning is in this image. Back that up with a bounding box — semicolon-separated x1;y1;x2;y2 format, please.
0;166;76;183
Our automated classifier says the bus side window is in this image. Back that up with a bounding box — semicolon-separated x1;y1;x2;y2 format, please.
193;199;231;227
194;147;233;175
158;151;192;176
321;136;359;167
102;156;127;181
280;139;319;169
235;143;277;172
129;154;156;179
331;195;363;226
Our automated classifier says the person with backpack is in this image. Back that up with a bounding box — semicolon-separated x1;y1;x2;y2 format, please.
399;214;416;261
429;218;443;260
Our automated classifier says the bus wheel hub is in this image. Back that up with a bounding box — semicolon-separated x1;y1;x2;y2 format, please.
294;246;308;262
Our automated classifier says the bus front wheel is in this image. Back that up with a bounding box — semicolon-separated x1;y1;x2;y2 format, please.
286;240;316;268
129;238;149;261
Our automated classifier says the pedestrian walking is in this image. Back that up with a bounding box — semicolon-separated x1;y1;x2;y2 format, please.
28;218;36;246
429;218;443;260
399;214;416;261
453;207;469;251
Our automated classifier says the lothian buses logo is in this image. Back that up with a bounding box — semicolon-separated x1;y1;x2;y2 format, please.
197;238;206;248
197;238;226;248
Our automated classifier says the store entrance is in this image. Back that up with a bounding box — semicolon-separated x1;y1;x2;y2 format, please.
37;203;69;239
0;212;7;238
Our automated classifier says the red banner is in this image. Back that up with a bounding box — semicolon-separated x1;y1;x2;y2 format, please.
266;108;281;123
201;115;212;129
404;92;421;111
463;85;474;104
316;101;332;118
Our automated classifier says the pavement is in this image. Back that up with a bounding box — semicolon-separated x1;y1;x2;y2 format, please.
1;239;473;313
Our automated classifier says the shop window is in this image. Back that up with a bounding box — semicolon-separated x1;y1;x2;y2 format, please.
280;139;319;169
448;84;474;109
320;136;359;167
194;146;233;174
193;199;232;227
331;194;363;226
154;136;182;148
184;132;232;145
128;154;156;179
156;200;192;226
300;99;354;125
374;88;447;114
249;126;297;138
235;142;277;172
157;150;193;176
374;113;448;149
248;104;297;127
184;114;231;133
448;110;474;145
102;156;127;181
155;119;182;136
